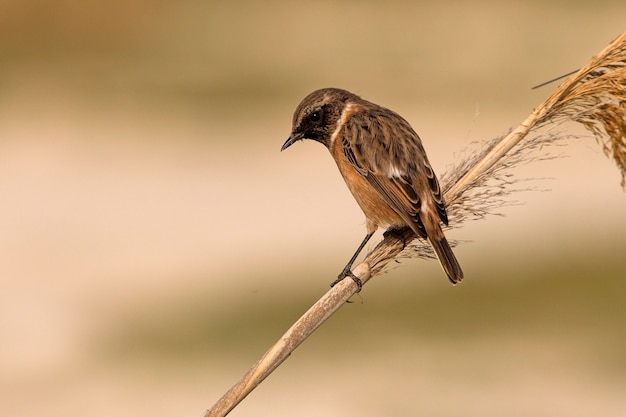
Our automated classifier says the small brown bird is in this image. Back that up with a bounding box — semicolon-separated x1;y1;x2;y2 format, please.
281;88;463;288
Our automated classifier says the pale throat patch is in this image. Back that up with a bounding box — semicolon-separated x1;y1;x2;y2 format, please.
329;102;356;146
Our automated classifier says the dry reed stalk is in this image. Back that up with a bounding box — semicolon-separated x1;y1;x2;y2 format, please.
204;29;626;417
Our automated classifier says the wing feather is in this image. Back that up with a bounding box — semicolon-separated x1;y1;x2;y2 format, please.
340;105;448;235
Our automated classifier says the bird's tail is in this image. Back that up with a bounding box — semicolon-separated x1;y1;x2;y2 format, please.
429;235;464;284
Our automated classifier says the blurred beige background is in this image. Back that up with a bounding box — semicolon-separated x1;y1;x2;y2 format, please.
1;1;625;416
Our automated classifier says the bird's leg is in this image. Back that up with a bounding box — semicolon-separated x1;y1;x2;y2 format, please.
331;232;374;291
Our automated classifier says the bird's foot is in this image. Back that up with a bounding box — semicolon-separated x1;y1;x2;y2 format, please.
330;267;363;292
383;227;410;249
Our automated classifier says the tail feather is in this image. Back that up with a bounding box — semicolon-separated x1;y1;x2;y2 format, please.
428;235;464;284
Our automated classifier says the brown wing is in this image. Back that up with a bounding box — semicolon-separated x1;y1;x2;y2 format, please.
340;104;448;237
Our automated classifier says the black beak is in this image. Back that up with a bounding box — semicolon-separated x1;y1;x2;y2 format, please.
281;132;304;151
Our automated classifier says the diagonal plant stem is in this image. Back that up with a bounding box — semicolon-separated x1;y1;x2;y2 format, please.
204;230;410;417
204;29;626;417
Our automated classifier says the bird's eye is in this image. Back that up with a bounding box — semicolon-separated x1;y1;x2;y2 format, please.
310;110;322;123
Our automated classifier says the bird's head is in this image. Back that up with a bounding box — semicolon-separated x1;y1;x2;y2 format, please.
281;88;356;151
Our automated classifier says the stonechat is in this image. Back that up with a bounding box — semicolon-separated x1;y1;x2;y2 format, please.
281;88;463;289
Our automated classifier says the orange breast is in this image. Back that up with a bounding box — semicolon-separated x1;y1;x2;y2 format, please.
330;137;405;232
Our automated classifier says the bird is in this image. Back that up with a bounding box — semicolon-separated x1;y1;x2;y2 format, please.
281;88;463;289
